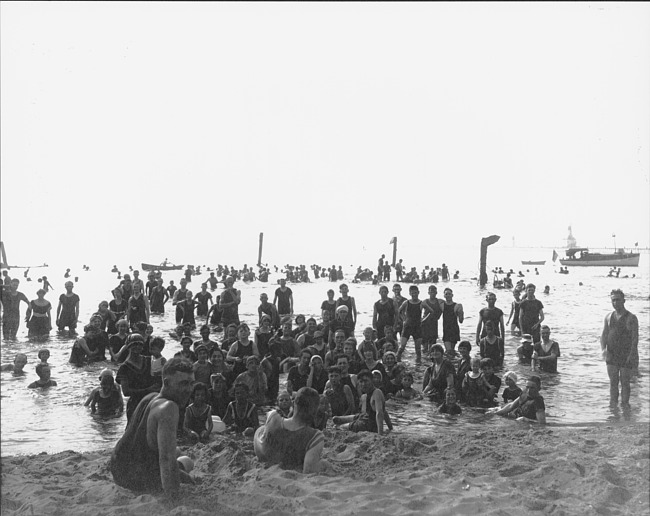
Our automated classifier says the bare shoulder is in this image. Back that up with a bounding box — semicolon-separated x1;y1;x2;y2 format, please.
149;397;179;423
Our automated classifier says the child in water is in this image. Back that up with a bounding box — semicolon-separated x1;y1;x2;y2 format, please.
438;388;462;415
501;371;523;403
28;363;57;389
38;348;50;365
480;358;501;407
276;391;293;418
462;357;484;407
85;370;124;416
184;382;213;442
395;371;423;400
223;383;259;436
1;353;28;374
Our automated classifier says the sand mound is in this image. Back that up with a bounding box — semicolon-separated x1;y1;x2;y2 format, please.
2;423;648;515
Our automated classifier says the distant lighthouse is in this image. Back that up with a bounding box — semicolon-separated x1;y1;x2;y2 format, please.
567;226;577;249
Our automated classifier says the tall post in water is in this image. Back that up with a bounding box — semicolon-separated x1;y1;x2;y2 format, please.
390;237;397;266
257;233;264;266
0;241;8;269
479;235;500;286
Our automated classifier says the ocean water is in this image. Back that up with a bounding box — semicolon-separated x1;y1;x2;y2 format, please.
1;248;648;456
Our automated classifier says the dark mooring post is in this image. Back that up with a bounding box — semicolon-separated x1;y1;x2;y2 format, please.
257;233;264;266
479;235;500;286
390;237;397;267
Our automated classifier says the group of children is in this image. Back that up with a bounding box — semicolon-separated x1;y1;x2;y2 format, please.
1;349;59;390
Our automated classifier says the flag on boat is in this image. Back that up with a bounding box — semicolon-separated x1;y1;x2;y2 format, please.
552;250;558;262
389;237;396;245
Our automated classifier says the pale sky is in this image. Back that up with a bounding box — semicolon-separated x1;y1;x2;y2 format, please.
2;2;649;268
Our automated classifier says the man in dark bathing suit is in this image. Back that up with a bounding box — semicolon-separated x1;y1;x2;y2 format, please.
111;357;195;501
601;289;638;406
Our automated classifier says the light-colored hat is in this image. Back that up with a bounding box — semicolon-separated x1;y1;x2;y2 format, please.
521;334;533;343
503;371;518;383
313;331;324;339
336;305;349;313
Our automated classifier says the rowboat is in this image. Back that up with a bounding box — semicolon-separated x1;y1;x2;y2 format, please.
141;262;184;271
521;260;546;266
559;248;640;267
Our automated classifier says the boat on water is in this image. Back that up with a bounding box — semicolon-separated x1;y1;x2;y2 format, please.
559;248;640;267
141;262;184;271
521;260;546;266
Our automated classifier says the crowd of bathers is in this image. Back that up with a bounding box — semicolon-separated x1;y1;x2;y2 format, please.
2;262;567;442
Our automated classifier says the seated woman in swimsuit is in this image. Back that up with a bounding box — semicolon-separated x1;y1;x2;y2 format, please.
489;375;546;424
254;387;326;474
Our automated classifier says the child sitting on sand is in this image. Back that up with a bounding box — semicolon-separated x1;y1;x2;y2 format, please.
1;353;28;374
276;391;293;418
438;388;462;415
85;370;124;416
184;382;213;442
208;373;231;420
192;345;212;385
28;363;57;389
223;382;259;436
502;371;523;403
394;371;423;400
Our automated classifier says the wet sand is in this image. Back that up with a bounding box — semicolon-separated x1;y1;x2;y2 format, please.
2;422;648;515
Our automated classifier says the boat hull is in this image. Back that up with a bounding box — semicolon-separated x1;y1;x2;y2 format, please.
141;263;184;271
559;254;639;267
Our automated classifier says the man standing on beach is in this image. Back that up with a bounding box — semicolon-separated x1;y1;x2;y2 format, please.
111;357;195;500
601;289;638;406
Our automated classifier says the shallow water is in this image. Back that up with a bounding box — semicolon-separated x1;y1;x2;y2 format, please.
1;249;648;456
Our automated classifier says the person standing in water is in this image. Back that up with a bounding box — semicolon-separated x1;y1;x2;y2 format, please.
1;279;30;339
273;278;294;318
219;276;241;327
440;288;464;355
56;281;80;333
601;289;638;406
518;283;544;343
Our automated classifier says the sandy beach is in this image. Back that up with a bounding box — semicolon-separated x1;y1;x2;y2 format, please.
2;421;648;516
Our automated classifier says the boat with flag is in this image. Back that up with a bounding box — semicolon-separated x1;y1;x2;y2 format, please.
553;227;640;267
558;247;640;267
